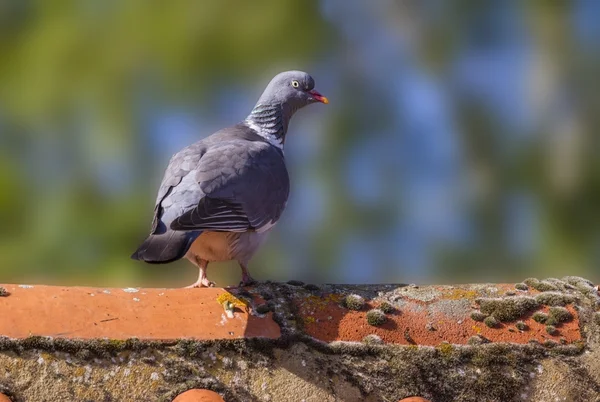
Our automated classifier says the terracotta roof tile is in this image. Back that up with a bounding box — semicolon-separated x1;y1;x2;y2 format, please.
0;284;279;341
173;389;225;402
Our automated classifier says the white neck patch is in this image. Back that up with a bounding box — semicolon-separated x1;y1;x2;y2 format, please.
244;119;284;150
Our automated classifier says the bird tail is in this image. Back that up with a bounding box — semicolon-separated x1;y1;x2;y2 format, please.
131;230;198;264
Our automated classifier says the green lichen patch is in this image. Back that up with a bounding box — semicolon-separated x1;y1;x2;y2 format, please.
562;276;597;297
378;302;395;314
484;316;499;328
515;283;529;291
532;312;548;324
546;325;558;335
467;335;489;345
535;292;576;307
436;341;453;356
515;321;528;331
523;277;582;293
0;287;9;297
343;294;365;311
303;283;320;291
532;281;559;292
0;280;595;402
476;296;539;322
362;334;383;345
524;277;541;287
470;311;487;322
563;276;594;288
546;307;573;326
366;309;386;326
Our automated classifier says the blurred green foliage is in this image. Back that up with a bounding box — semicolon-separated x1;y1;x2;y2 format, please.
0;1;598;287
0;0;327;286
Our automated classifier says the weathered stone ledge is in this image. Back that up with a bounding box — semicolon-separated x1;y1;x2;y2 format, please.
0;276;599;401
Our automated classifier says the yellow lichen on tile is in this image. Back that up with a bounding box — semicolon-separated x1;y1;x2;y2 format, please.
303;316;316;324
300;293;344;313
444;289;479;300
216;292;249;308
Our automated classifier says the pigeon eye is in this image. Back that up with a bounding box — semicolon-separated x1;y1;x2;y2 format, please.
291;80;300;88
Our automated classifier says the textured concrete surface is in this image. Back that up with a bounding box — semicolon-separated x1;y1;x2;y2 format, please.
0;276;599;401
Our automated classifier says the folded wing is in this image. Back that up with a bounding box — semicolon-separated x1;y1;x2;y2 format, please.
170;140;289;232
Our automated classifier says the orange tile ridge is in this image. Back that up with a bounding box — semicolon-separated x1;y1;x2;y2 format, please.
0;277;596;348
172;389;225;402
0;284;280;341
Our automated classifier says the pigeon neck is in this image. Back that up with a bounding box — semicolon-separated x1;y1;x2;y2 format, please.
245;103;291;149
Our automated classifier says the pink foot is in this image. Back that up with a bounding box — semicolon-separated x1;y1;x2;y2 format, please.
239;274;257;287
185;277;216;288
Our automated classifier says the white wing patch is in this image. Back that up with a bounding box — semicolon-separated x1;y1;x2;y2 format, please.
256;219;278;233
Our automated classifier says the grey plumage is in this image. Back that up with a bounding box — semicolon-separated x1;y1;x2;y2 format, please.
131;71;328;286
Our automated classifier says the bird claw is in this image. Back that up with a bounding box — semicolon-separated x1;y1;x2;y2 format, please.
238;277;257;288
185;279;216;288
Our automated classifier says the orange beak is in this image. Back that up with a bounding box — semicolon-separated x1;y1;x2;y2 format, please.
308;89;329;104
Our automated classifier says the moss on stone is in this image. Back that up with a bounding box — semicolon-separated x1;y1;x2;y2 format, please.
523;277;540;287
484;316;499;328
593;312;600;325
515;321;528;331
378;302;394;314
562;276;596;297
20;335;55;351
550;344;585;356
532;312;548;324
515;283;529;291
0;280;595;402
535;292;576;307
546;307;573;326
467;335;489;345
362;334;383;345
546;325;558;335
343;294;365;311
525;277;570;292
470;311;487;322
476;296;539;322
259;289;274;300
437;341;453;356
366;309;386;326
563;276;594;288
534;281;559;292
0;327;588;402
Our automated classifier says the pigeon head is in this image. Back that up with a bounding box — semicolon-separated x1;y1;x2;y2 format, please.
246;71;328;148
256;70;329;108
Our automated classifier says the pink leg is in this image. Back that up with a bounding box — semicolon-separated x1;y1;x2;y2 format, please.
238;261;256;287
186;257;215;288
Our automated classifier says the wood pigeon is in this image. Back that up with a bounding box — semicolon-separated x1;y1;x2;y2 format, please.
131;71;328;287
